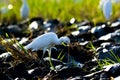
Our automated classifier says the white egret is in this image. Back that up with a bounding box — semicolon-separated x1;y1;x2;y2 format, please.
0;7;8;14
24;32;70;57
102;0;112;20
20;0;29;19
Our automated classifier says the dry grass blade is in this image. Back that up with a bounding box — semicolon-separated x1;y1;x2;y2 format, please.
0;35;35;62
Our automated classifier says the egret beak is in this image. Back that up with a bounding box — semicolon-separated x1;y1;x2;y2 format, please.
61;42;70;47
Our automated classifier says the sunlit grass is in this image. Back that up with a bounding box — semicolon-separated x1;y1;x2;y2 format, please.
0;0;120;23
0;34;35;62
86;41;120;70
57;49;65;61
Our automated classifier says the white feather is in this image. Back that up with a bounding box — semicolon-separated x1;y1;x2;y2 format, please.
24;32;70;55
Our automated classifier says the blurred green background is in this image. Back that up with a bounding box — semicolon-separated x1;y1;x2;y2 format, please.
0;0;120;23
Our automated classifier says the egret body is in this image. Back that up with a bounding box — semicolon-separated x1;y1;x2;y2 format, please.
24;32;70;56
102;0;112;20
20;0;29;19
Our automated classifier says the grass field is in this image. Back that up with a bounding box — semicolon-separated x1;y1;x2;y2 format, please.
0;0;120;23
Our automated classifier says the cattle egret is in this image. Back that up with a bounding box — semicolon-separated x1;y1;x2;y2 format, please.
102;0;112;20
20;0;29;19
0;7;8;14
24;32;70;57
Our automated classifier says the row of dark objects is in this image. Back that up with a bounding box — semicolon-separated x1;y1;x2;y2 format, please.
0;51;120;79
0;17;120;79
0;17;44;37
0;17;120;62
83;62;120;80
0;51;83;79
69;18;120;61
0;41;120;79
0;17;61;38
0;42;94;79
66;18;120;79
91;20;120;62
0;17;93;38
70;21;120;41
1;17;120;63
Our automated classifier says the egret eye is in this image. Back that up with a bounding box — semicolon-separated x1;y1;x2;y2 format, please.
67;40;70;43
65;41;69;44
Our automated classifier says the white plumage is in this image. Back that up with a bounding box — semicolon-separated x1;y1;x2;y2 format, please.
20;0;29;19
24;32;70;56
102;0;112;20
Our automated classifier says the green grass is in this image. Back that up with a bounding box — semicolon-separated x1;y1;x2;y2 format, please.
0;0;120;23
86;41;120;70
0;34;35;62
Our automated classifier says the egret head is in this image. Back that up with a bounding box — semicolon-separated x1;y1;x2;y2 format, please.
59;36;70;44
